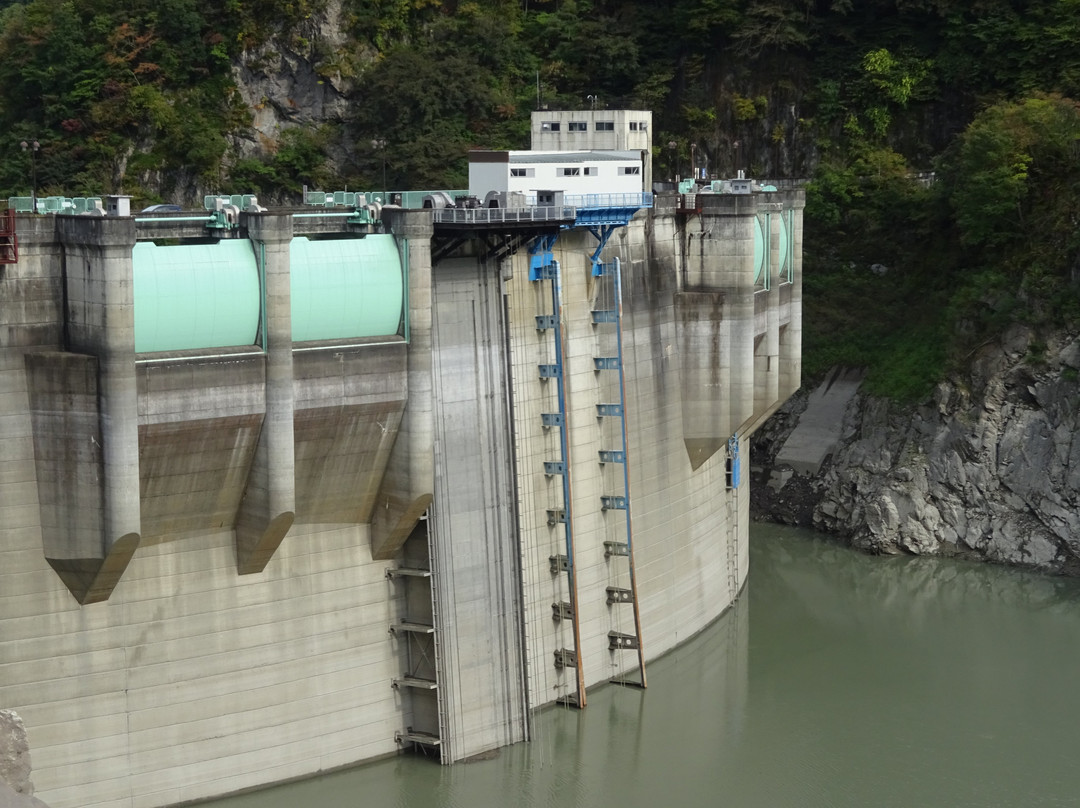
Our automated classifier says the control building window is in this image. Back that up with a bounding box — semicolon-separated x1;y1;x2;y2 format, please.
541;121;561;132
629;121;648;131
596;121;614;131
510;168;535;177
620;166;641;175
583;167;597;176
559;167;581;176
568;122;587;132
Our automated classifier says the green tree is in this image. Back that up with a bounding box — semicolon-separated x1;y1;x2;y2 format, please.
948;94;1080;249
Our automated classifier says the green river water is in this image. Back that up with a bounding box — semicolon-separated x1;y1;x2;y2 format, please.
202;523;1080;807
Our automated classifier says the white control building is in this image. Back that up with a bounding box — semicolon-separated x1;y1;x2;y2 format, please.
530;109;652;189
468;149;644;202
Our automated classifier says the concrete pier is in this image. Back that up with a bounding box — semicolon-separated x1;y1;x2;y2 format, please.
235;213;295;573
0;187;802;807
370;209;434;560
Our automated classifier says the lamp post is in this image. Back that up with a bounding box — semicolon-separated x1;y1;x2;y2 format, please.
371;138;387;196
20;140;39;211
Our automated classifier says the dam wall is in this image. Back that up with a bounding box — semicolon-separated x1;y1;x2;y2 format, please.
507;192;801;705
0;189;802;807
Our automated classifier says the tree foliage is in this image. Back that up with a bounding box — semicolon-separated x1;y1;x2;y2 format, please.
0;0;1077;399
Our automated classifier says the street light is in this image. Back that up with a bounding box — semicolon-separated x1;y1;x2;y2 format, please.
20;140;39;211
371;138;387;194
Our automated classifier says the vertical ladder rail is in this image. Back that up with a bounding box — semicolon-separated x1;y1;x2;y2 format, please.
428;512;450;760
725;435;741;604
531;238;586;709
552;271;587;708
612;259;647;687
389;512;444;757
594;257;647;688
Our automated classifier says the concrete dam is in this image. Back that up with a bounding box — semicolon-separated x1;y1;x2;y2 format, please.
0;185;803;807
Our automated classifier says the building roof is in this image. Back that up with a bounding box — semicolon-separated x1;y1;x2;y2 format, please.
467;150;641;165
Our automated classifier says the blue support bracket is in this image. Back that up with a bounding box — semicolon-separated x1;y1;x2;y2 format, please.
601;496;628;511
591;310;618;324
539;364;560;379
577;208;641;228
726;434;741;489
541;413;565;428
535;314;558;331
593;357;620;371
544;461;567;476
529;234;559;281
588;224;620;274
598;450;625;464
596;403;623;418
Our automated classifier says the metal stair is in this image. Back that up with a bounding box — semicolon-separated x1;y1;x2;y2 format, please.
387;514;444;755
530;236;587;708
725;435;742;603
591;257;647;688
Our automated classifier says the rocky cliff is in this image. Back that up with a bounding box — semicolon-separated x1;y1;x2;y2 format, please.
753;327;1080;574
231;0;356;161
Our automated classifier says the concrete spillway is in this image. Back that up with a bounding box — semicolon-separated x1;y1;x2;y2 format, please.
0;189;802;807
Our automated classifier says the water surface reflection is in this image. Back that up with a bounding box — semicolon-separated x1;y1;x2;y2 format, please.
201;525;1080;808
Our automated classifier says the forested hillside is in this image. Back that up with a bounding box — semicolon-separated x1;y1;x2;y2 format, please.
1;0;1077;399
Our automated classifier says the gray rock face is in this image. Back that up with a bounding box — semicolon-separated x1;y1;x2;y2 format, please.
0;711;48;808
230;0;357;163
756;329;1080;574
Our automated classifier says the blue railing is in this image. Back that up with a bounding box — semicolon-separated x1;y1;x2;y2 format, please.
432;206;576;225
525;192;652;209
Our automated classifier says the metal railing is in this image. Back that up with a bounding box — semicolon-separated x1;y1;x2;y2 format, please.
570;192;653;208
524;193;653;209
342;190;469;208
8;196;103;214
431;206;576;225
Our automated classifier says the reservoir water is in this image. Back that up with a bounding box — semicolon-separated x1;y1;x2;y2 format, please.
200;523;1080;807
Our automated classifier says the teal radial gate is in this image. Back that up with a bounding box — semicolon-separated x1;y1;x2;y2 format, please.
133;240;261;353
290;235;404;342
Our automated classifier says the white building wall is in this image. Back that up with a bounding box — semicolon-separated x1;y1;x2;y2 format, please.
472;152;645;200
530;110;652;153
530;110;652;189
467;161;509;198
